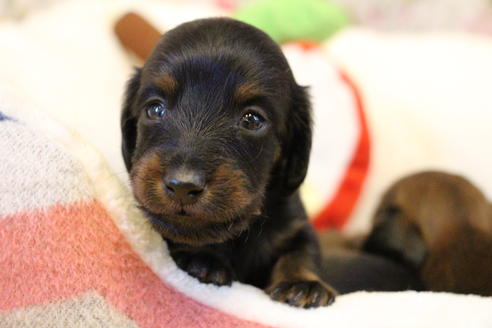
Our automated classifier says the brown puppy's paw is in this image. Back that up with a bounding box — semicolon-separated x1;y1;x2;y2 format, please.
172;251;233;286
266;280;336;308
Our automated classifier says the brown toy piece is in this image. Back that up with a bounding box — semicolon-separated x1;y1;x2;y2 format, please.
114;12;162;62
364;171;492;296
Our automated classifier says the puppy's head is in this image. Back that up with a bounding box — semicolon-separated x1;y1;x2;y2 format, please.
121;18;311;246
364;171;491;269
365;171;492;295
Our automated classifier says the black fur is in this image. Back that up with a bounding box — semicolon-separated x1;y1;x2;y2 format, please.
121;18;335;307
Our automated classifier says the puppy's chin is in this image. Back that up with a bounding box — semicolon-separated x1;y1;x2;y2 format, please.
141;205;260;246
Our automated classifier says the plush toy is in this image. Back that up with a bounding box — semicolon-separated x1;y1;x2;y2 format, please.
280;43;370;230
233;0;351;44
115;12;162;62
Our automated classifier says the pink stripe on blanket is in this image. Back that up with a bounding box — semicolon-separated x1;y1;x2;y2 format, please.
0;200;270;328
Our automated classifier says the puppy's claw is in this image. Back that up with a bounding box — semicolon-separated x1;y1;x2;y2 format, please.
267;281;336;308
172;251;233;286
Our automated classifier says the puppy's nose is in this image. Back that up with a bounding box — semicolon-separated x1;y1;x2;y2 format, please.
164;170;205;205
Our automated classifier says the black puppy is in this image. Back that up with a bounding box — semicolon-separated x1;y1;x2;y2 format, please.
121;18;336;307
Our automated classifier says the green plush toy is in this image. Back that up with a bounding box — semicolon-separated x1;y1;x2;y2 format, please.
234;0;351;44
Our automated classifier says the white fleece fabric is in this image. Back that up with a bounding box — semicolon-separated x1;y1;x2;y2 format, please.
6;104;490;328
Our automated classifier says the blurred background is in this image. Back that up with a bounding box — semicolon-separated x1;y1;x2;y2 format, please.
3;0;492;33
1;0;492;236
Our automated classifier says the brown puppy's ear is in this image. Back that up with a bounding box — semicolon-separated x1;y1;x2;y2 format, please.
281;84;312;195
363;208;428;271
121;68;142;171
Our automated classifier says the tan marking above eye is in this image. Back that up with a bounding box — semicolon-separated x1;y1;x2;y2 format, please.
155;73;178;95
234;82;263;103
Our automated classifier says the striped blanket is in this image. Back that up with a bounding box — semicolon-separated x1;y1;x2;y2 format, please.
0;108;268;328
1;107;492;328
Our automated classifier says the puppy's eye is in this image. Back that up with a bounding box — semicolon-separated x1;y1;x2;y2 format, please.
239;112;265;131
145;102;167;119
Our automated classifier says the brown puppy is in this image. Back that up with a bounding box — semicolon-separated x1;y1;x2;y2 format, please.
364;171;492;296
121;18;336;307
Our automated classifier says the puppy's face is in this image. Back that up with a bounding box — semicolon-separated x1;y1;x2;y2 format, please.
121;19;311;246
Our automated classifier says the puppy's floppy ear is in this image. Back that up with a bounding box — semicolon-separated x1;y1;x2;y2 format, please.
121;68;142;171
280;84;312;195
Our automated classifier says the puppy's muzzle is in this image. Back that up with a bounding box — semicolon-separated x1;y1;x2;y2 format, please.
164;168;206;205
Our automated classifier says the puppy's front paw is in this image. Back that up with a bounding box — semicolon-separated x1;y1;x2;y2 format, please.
266;280;336;308
172;250;233;286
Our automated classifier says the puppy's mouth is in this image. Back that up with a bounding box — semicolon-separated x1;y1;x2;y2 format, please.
139;205;257;246
177;208;188;216
130;152;263;246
